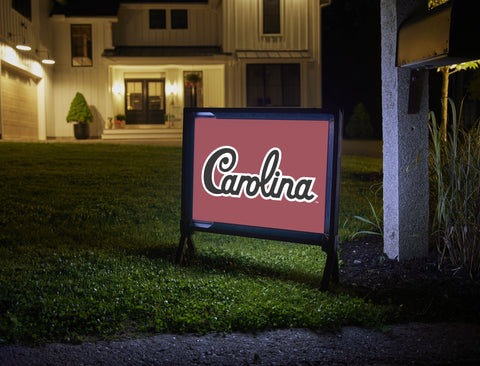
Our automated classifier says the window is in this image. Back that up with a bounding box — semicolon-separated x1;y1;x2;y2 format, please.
184;71;203;108
126;81;143;111
149;9;166;29
263;0;281;34
148;9;188;30
171;9;188;29
12;0;31;20
71;25;92;67
247;64;300;107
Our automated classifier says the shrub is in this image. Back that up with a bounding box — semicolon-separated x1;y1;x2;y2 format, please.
345;103;374;139
429;99;480;280
66;92;93;124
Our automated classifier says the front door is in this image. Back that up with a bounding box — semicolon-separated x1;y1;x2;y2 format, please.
125;79;165;124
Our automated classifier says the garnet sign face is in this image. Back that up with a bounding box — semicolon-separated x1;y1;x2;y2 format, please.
191;116;330;234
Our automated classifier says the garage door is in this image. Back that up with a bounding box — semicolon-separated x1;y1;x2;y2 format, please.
1;64;38;140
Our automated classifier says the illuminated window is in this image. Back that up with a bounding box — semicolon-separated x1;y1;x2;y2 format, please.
71;25;92;67
126;81;143;111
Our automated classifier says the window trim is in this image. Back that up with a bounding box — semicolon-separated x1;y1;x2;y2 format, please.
259;0;284;37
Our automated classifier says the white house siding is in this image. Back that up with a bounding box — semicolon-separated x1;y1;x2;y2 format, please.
223;0;310;52
222;0;323;108
202;66;225;107
112;4;221;47
50;18;114;138
0;0;54;140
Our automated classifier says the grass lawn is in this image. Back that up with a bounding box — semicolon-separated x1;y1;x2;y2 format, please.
0;142;384;344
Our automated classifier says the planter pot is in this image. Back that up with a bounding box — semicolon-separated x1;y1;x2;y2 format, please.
74;123;89;140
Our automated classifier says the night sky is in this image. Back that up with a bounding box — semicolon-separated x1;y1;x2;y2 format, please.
322;0;382;139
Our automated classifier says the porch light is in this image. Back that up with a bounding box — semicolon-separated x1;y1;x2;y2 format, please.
167;82;178;95
112;83;125;95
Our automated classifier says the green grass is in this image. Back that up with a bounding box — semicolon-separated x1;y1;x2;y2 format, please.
0;142;383;344
339;155;383;240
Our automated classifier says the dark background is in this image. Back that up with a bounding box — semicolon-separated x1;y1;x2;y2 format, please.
322;0;480;139
322;0;382;139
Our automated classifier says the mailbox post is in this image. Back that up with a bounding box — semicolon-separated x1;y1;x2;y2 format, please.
381;0;479;261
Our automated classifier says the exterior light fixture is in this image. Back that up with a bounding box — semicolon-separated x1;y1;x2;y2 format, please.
112;82;124;95
9;23;31;51
8;33;31;51
16;42;31;51
167;82;178;95
37;49;55;64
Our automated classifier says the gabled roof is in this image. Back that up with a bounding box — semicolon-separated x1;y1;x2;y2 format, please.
50;0;209;17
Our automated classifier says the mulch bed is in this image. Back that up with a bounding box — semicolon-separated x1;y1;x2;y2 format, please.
338;236;480;323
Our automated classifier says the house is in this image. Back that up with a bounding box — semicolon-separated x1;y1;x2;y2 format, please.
0;0;331;141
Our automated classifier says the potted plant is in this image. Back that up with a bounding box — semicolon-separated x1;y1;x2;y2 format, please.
66;92;93;139
115;114;126;128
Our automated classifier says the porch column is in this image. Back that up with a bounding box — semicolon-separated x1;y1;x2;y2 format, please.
381;0;429;260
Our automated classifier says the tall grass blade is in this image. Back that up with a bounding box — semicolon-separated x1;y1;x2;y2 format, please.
429;98;480;280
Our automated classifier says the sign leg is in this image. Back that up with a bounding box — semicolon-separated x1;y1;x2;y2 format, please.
175;235;187;265
320;243;339;291
175;235;196;265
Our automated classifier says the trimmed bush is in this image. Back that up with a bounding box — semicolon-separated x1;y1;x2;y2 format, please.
66;92;93;124
345;103;374;139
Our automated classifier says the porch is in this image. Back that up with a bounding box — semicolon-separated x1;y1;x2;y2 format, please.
102;124;182;144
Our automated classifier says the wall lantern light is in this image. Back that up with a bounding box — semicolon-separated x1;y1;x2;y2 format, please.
166;82;178;96
112;82;125;95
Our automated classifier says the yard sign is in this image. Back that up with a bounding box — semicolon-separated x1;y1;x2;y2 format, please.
177;108;342;289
